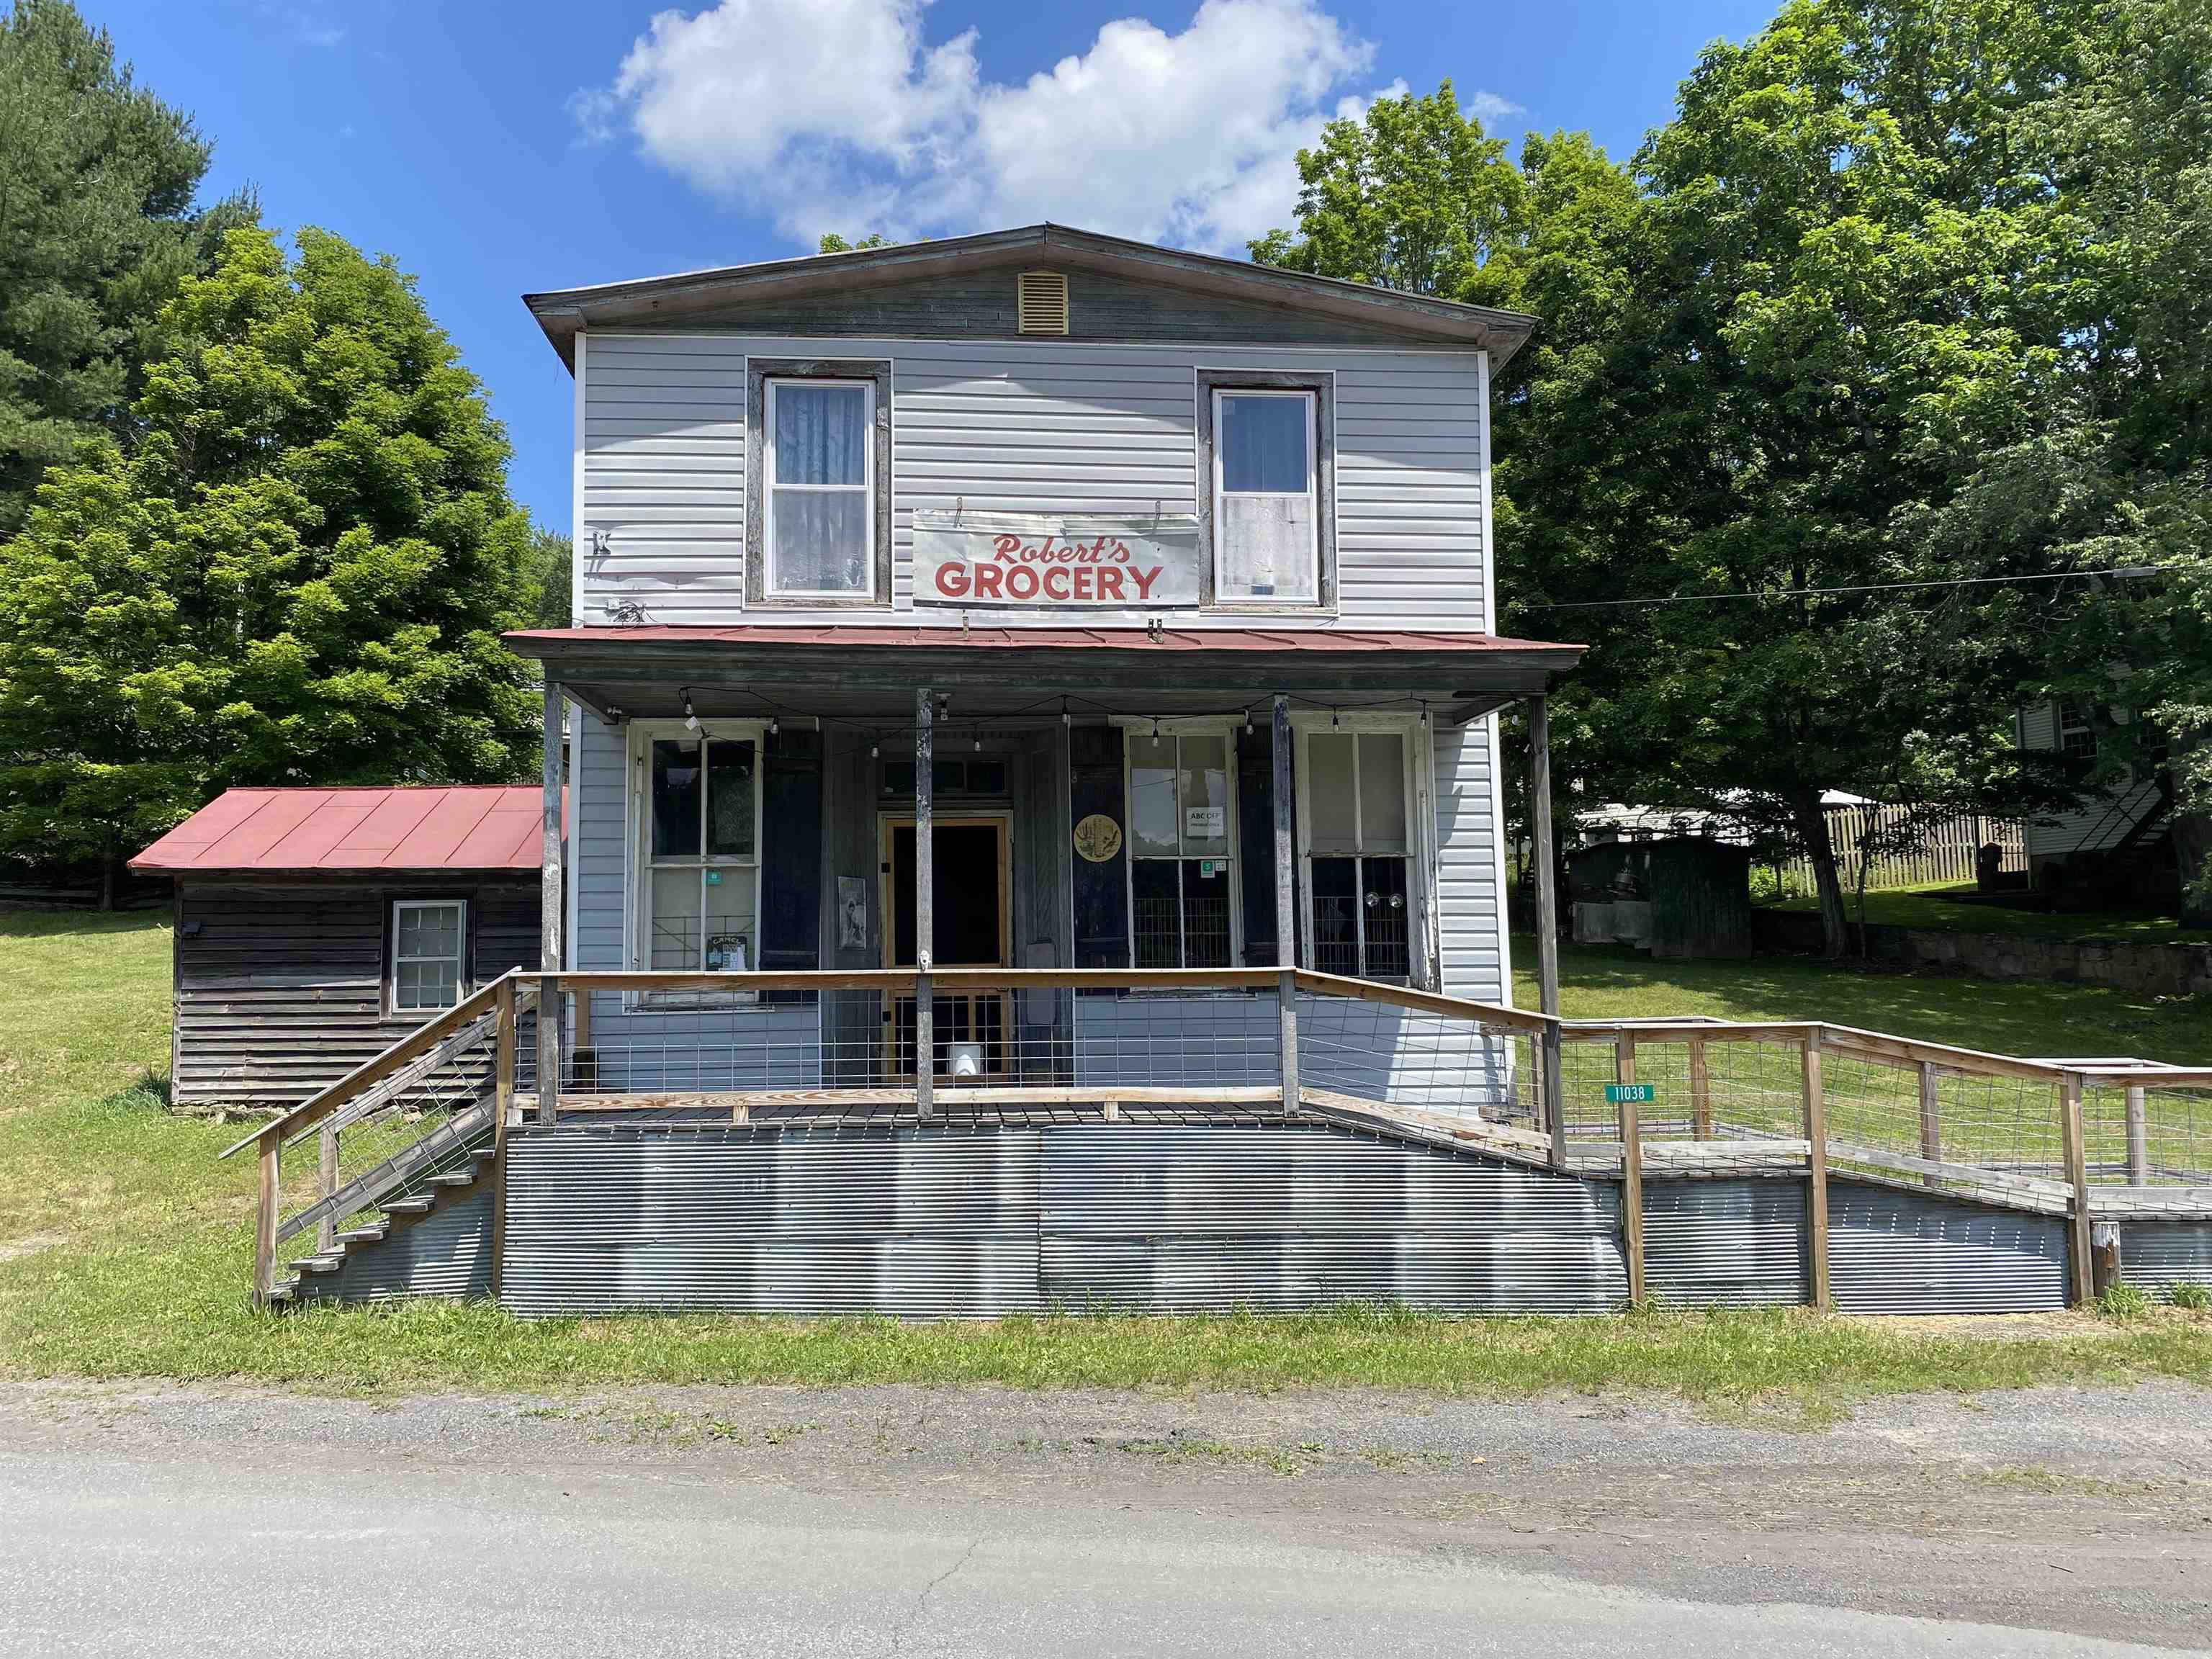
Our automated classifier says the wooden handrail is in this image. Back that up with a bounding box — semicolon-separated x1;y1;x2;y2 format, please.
1290;968;1555;1033
218;969;524;1161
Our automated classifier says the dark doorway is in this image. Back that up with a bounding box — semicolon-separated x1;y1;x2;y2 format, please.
886;820;1006;967
882;817;1010;1077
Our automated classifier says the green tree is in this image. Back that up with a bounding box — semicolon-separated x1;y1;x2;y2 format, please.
0;226;541;899
1249;81;1523;297
817;233;891;253
0;0;249;536
524;525;572;629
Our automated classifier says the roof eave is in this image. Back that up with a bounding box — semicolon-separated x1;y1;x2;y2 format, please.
523;223;1537;371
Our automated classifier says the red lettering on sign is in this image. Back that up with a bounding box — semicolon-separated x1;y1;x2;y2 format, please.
972;562;1004;600
1130;565;1162;602
1043;567;1071;600
1005;565;1039;601
1072;565;1094;601
936;562;970;599
1097;567;1127;602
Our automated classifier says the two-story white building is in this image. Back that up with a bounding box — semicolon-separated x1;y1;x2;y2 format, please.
508;225;1580;1100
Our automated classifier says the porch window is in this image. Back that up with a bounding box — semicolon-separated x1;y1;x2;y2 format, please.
1213;390;1318;603
1126;732;1235;968
390;899;466;1012
644;735;759;972
1300;728;1413;981
764;378;874;598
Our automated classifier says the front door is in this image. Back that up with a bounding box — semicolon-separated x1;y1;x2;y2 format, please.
881;816;1011;1076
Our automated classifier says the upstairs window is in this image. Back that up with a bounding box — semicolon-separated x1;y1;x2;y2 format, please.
1300;727;1414;981
1213;390;1318;603
747;359;890;607
2056;697;2098;761
1126;731;1236;969
765;378;874;598
391;899;467;1013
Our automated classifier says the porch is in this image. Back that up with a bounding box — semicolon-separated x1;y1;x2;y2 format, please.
224;962;2212;1316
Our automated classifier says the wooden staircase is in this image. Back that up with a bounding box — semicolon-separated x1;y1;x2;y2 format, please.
271;1131;498;1305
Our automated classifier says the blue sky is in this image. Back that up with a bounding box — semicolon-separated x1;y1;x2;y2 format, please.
89;0;1777;529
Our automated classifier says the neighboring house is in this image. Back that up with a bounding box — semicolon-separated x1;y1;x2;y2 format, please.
130;786;547;1112
2015;696;2175;902
511;222;1582;1088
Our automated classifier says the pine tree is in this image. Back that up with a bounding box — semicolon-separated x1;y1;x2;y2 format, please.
0;227;541;894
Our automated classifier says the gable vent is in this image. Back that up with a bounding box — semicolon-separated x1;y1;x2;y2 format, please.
1017;269;1069;335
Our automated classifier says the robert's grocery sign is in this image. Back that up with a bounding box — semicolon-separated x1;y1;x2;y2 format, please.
912;511;1202;608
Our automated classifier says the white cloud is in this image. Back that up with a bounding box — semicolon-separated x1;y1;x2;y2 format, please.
572;0;1516;254
1465;89;1524;125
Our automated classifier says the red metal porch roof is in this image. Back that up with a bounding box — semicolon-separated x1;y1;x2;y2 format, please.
505;625;1583;655
131;786;554;876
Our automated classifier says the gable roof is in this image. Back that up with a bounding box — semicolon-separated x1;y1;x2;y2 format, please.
523;222;1537;368
131;786;552;876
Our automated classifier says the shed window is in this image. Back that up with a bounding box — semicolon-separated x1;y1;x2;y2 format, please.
765;379;874;598
391;899;467;1012
644;735;760;972
1127;732;1235;968
1300;729;1413;981
1213;390;1318;603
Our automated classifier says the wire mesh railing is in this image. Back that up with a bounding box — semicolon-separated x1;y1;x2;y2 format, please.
222;964;2207;1309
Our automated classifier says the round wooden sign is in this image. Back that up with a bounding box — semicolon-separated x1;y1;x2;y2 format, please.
1073;814;1123;863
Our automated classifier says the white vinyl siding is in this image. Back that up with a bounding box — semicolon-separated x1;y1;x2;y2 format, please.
578;334;1489;631
2016;701;2162;860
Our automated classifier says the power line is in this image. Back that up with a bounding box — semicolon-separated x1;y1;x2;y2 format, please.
1513;565;2167;613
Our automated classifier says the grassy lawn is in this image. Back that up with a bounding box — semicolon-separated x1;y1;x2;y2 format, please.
1766;879;2212;946
1514;933;2212;1064
1;908;2207;1408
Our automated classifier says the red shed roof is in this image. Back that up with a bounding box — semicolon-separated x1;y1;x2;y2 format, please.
131;786;553;876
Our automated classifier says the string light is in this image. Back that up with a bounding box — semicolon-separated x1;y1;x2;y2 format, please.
682;691;700;734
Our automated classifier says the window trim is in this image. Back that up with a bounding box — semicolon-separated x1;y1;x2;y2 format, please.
388;897;469;1017
762;375;878;601
2056;697;2098;761
625;719;768;1007
1291;713;1430;986
745;357;893;609
1112;716;1243;976
1194;368;1337;612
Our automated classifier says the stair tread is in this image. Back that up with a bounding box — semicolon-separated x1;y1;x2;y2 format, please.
295;1253;345;1273
381;1196;434;1215
333;1227;387;1245
426;1172;475;1187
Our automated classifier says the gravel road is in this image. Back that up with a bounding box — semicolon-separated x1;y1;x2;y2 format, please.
1;1377;2207;1655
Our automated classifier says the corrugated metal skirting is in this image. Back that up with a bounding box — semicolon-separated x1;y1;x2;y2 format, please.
1041;1125;1627;1314
2116;1221;2212;1297
1641;1178;1808;1308
501;1128;1043;1318
310;1184;493;1303
1827;1179;2070;1315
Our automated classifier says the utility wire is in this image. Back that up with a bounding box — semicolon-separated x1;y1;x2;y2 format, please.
1514;565;2166;613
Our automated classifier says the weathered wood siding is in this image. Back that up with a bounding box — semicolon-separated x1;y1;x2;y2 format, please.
660;267;1430;348
171;878;538;1111
580;332;1489;631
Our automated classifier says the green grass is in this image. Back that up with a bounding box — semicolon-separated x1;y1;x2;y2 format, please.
1512;933;2212;1064
1;909;2209;1407
1766;879;2211;946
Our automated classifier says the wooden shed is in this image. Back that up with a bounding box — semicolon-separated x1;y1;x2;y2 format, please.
1568;836;1753;960
132;787;549;1112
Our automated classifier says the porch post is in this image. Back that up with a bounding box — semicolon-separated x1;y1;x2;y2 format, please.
1272;693;1300;1115
914;685;934;1123
537;680;563;1124
1528;694;1567;1167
